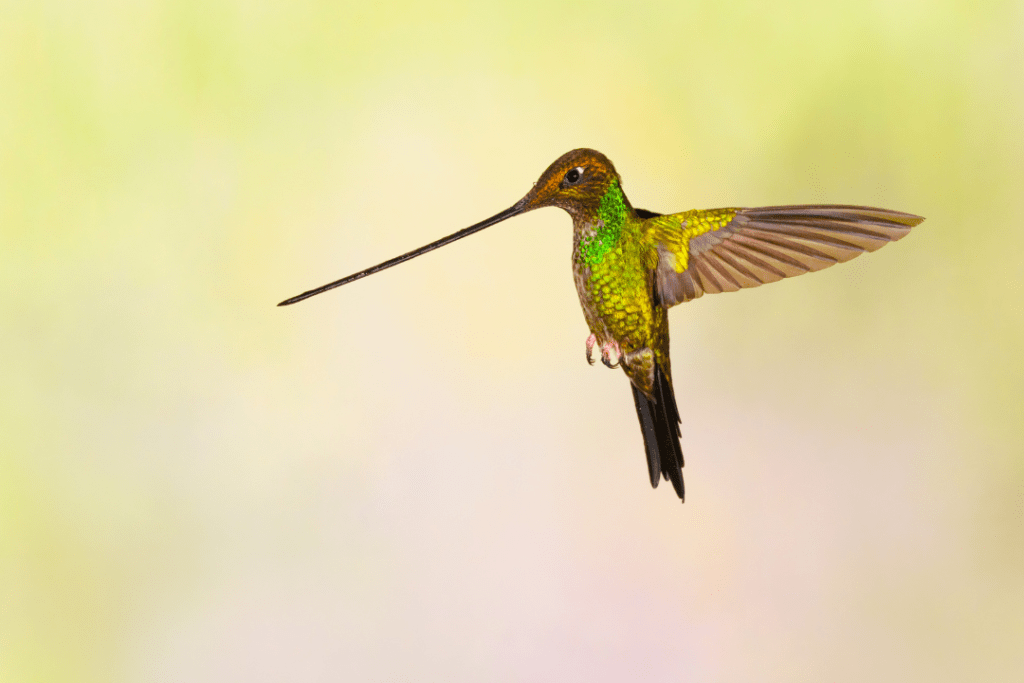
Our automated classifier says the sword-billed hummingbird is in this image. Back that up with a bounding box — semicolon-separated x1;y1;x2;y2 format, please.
279;149;923;502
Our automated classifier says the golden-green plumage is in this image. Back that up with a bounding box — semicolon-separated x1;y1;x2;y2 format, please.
572;182;665;396
646;208;740;274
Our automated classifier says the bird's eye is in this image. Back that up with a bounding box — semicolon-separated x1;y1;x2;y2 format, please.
563;167;583;186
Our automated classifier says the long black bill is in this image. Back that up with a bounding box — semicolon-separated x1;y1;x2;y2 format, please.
278;199;529;306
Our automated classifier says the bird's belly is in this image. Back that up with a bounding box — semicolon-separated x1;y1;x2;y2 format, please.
573;252;653;353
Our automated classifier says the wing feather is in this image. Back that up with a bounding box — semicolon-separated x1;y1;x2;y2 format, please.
650;204;923;306
705;245;765;288
701;250;744;291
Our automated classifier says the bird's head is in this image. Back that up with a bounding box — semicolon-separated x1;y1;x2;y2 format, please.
515;148;627;219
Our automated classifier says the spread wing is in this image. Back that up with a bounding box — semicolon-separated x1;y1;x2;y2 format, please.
644;205;924;307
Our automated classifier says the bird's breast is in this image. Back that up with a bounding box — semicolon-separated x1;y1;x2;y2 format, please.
571;228;655;350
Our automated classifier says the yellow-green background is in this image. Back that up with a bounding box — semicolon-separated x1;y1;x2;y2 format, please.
2;1;1022;681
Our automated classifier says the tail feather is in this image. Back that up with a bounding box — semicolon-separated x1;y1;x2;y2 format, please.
631;383;662;488
630;362;685;501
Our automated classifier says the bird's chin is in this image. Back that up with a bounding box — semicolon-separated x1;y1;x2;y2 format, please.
559;200;597;220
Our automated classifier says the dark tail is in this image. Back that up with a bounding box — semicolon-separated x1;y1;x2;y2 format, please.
630;362;685;501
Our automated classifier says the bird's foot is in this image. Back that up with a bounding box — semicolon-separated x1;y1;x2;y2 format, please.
601;340;623;369
585;334;597;366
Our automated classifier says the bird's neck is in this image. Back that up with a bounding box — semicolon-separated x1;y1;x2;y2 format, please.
574;179;636;267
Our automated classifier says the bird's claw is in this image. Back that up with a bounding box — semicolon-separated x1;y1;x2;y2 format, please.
586;336;625;369
600;341;623;369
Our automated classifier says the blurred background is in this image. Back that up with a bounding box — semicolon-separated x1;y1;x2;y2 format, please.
2;1;1022;681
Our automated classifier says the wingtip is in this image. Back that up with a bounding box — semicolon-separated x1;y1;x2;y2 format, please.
878;208;925;228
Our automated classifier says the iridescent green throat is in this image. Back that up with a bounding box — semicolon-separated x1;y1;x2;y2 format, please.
578;180;628;267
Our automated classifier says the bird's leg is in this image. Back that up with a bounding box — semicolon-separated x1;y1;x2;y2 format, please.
585;333;597;366
601;340;623;369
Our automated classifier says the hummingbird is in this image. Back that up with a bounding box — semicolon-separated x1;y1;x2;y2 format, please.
279;149;923;502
